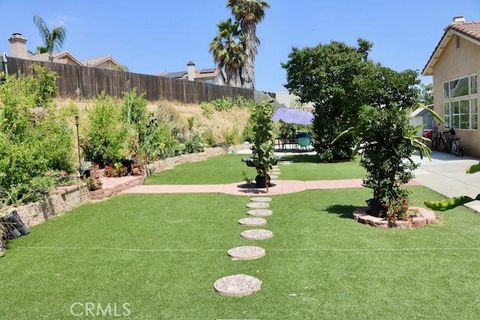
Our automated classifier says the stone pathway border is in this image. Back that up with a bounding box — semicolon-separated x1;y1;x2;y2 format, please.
124;179;420;196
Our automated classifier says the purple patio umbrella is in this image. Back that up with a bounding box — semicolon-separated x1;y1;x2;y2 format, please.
272;108;313;125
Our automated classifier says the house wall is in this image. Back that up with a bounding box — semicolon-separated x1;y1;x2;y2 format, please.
432;35;480;156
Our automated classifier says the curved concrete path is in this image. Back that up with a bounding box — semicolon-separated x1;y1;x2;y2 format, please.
123;179;420;196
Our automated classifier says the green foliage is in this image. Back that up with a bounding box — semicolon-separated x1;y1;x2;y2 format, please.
282;39;372;161
31;64;57;106
278;120;310;138
0;69;74;206
82;93;130;166
425;195;478;211
418;83;433;106
121;89;147;126
200;96;255;113
184;134;204;154
201;128;217;147
222;126;240;146
251;100;276;189
139;113;178;161
333;62;422;219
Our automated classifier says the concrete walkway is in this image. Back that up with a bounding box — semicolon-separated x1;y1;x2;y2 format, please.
123;179;420;196
413;151;480;212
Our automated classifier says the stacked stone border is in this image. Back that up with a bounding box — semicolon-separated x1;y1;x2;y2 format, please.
353;207;438;229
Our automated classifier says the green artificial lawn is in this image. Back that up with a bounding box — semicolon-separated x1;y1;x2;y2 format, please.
144;154;365;184
2;186;480;319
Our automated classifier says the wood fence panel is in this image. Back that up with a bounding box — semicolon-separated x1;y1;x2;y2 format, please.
5;57;255;103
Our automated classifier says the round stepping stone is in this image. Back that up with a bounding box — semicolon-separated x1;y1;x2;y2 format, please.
241;229;273;240
213;274;262;297
228;246;265;260
270;175;279;179
250;197;272;203
247;209;273;217
238;217;267;226
246;202;270;209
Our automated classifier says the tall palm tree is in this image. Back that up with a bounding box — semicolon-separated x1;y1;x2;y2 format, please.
209;19;246;87
227;0;269;89
33;15;66;61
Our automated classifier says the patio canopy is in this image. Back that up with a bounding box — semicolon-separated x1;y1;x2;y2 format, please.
272;108;313;125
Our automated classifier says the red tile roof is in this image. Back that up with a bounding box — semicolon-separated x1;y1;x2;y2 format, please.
422;21;480;76
449;22;480;42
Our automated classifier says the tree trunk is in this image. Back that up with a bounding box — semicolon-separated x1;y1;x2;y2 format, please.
243;24;256;90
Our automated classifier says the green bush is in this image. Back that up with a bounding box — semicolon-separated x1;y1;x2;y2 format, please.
201;128;217;147
82;93;130;166
140;113;178;161
0;67;74;206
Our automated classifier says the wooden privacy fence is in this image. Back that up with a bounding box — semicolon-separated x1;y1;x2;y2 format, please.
5;57;254;103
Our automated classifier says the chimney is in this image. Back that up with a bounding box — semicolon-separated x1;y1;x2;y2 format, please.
452;16;466;24
8;33;28;59
187;61;195;81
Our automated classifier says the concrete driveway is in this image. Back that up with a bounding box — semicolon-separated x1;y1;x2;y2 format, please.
413;151;480;212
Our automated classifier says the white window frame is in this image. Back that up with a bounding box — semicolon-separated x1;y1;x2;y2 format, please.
443;73;478;130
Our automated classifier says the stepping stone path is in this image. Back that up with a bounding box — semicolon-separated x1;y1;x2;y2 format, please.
250;197;272;203
246;202;270;209
241;229;273;240
247;209;273;217
238;217;267;226
215;195;275;297
213;274;262;297
228;246;266;260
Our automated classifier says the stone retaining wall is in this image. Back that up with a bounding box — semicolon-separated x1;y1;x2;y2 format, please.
6;145;246;229
11;183;90;228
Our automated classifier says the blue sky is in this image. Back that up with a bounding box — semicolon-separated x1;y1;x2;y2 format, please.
0;0;479;92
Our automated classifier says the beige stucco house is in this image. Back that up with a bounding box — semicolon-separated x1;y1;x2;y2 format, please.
422;16;480;156
7;33;127;71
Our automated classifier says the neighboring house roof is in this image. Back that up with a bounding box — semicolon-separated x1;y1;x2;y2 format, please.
29;51;84;66
82;55;127;71
160;67;225;81
410;105;434;118
422;21;480;76
28;51;126;71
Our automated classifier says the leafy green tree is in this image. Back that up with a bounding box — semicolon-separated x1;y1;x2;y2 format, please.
227;0;269;89
282;39;372;161
334;63;435;219
418;83;433;105
210;18;246;87
33;15;66;61
251;99;276;191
